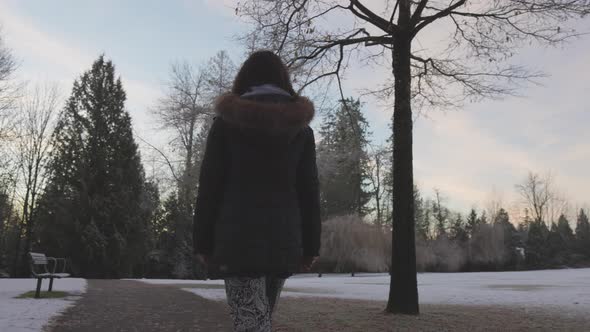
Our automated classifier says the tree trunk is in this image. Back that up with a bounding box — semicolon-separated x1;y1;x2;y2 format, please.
376;177;382;226
12;223;22;277
386;15;419;314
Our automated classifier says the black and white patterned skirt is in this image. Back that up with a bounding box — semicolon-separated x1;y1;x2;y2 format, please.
224;276;286;332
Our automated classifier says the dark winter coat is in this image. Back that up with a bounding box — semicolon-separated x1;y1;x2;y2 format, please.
193;89;321;279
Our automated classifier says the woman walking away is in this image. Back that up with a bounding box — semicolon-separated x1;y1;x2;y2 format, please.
193;50;321;332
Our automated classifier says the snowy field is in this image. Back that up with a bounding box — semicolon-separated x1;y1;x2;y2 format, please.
141;268;590;314
0;278;86;332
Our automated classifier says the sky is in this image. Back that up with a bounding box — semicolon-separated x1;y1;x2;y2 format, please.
0;0;588;217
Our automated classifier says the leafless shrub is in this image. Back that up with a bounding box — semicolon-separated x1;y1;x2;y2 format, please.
319;214;391;272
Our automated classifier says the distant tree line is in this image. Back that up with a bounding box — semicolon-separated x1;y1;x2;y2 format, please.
314;99;590;274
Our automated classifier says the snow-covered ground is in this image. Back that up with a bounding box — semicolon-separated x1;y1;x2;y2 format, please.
141;268;590;313
0;278;86;332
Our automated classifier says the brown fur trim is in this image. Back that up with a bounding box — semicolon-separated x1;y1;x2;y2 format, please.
214;93;315;133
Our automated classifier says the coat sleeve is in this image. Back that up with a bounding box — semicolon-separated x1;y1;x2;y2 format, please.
193;118;226;255
296;127;322;257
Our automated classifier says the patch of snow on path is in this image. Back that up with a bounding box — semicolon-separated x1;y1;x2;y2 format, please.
139;268;590;313
0;278;86;332
181;287;228;301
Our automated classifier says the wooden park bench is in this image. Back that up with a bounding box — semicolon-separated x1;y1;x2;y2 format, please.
29;252;70;298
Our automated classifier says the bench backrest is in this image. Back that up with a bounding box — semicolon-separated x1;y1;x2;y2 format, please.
30;252;48;265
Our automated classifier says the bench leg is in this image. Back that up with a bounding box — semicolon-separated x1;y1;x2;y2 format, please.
35;278;42;298
48;277;54;292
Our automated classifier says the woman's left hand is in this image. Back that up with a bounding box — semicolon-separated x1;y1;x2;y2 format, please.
300;256;319;272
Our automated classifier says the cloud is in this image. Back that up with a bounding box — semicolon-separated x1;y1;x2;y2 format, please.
0;1;166;148
0;2;92;76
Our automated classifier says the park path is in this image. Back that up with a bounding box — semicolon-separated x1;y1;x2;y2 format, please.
48;279;232;332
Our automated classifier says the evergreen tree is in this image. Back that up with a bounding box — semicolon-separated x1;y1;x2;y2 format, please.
516;222;528;247
478;211;489;226
546;222;568;266
317;98;371;218
450;214;468;245
525;220;549;268
493;208;520;268
465;208;479;236
36;55;148;278
557;214;575;249
575;209;590;258
161;193;194;278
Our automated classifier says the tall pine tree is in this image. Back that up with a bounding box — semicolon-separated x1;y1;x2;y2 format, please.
465;209;479;237
547;221;568;266
317;98;371;218
37;55;148;278
493;209;520;269
525;219;549;268
557;215;575;246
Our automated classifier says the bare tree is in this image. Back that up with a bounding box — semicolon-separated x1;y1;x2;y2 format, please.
203;50;236;101
148;51;236;278
12;83;60;276
485;188;505;223
516;171;568;225
0;28;20;181
0;28;19;138
366;145;391;226
151;51;236;207
516;171;554;224
153;61;208;205
432;188;450;238
236;0;590;314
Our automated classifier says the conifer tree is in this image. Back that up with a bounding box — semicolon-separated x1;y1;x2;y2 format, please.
318;98;371;218
547;221;568;266
37;55;148;278
450;214;468;245
494;209;520;268
465;209;479;237
525;220;549;268
557;215;575;250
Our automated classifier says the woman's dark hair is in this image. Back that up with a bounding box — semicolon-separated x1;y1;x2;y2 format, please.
232;50;296;96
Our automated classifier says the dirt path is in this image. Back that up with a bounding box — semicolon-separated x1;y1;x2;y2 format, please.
274;297;590;332
47;279;232;332
46;280;590;331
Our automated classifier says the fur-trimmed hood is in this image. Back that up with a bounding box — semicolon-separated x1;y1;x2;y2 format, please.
214;92;315;134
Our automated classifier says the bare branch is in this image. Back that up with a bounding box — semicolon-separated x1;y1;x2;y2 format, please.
238;0;590;108
390;0;400;24
349;0;398;33
0;28;21;137
411;0;430;24
134;131;181;183
413;0;467;35
278;0;310;53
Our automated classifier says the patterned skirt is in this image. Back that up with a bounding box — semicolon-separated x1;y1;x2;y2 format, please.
224;276;286;332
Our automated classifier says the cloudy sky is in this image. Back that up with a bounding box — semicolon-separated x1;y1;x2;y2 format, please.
0;0;588;217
